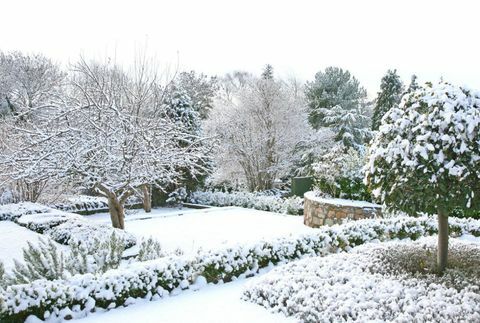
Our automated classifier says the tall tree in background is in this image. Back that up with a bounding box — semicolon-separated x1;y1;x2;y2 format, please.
261;64;274;80
305;67;367;129
207;66;309;191
305;67;371;148
372;69;404;130
0;51;66;202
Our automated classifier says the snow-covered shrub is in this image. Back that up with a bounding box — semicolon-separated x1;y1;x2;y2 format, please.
312;144;371;201
46;219;136;249
51;195;142;215
1;215;480;321
0;202;53;222
7;239;66;285
16;211;83;233
166;187;188;205
67;232;126;275
243;238;480;322
51;195;109;214
189;190;303;215
136;237;165;262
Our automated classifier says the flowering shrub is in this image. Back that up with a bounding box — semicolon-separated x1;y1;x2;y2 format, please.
189;190;303;215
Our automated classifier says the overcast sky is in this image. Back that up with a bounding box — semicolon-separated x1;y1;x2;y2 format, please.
1;0;479;96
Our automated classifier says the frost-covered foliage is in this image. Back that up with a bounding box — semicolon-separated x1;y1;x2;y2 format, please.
136;237;165;262
0;57;212;229
312;144;370;201
6;232;127;286
8;239;66;285
372;69;404;131
189;190;304;215
1;215;480;321
305;66;372;148
366;81;480;215
321;102;372;148
243;237;480;322
206;67;310;191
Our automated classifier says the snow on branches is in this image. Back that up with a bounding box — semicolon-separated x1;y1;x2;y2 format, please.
0;58;212;228
366;81;480;215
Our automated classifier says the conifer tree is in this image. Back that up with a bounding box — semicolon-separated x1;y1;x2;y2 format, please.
372;69;404;130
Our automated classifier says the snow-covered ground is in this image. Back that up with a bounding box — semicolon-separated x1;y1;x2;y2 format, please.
0;221;63;271
85;207;314;254
75;271;295;323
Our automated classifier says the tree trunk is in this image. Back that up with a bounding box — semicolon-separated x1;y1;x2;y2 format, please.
142;185;152;213
437;209;449;274
108;195;125;229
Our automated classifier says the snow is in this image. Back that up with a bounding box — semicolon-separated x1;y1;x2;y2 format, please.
74;272;295;323
85;207;314;254
84;206;208;224
0;221;63;271
244;236;480;322
304;191;380;208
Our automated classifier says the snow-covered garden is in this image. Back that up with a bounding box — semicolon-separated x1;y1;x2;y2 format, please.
1;12;480;322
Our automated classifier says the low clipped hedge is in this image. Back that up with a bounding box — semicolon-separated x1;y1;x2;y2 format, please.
0;203;136;249
2;215;480;322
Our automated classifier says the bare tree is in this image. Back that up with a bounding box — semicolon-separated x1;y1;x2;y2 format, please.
206;67;309;191
0;57;211;228
0;51;66;202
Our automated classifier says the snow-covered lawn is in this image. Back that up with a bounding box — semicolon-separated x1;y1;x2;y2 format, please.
85;207;314;254
0;221;62;271
74;271;295;323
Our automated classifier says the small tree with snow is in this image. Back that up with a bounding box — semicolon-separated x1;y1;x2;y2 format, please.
365;81;480;273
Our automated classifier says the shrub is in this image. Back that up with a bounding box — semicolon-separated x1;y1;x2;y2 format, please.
189;190;303;215
243;238;480;322
1;215;479;321
136;237;165;262
7;239;66;285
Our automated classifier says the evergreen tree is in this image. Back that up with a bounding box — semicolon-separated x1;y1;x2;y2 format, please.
305;67;367;130
305;67;371;148
261;64;274;80
372;69;404;130
407;74;419;92
366;81;480;273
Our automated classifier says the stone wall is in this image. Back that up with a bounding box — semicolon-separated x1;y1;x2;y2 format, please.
303;191;382;228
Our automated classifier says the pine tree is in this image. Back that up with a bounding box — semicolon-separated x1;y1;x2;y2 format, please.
372;69;404;130
305;67;367;130
407;74;419;92
261;64;274;80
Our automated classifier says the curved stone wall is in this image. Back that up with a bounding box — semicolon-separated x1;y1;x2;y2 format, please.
303;191;382;227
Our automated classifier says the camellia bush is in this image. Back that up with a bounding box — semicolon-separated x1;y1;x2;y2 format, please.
365;81;480;273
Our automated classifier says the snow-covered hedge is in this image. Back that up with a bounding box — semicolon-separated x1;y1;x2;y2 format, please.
0;203;136;249
243;237;480;322
2;215;480;321
50;195;142;215
0;203;53;222
46;219;136;249
189;191;303;215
